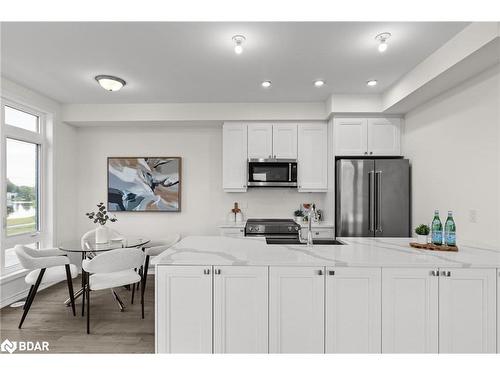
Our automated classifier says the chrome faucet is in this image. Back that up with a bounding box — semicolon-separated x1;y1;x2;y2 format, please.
306;209;314;246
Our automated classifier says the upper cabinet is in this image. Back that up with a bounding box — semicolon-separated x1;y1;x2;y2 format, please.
298;122;328;192
222;123;248;192
248;123;297;159
334;117;401;156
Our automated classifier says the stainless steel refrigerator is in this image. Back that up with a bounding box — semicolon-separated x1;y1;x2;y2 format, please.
335;158;410;237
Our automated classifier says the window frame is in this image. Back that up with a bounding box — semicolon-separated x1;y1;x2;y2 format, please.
1;98;46;274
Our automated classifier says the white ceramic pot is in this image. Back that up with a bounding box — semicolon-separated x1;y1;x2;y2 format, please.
294;216;303;224
417;234;428;245
95;225;109;244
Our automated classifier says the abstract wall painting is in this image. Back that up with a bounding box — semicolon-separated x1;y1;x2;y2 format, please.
107;157;181;212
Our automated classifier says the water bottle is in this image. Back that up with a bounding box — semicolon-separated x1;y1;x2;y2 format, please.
431;210;443;245
444;211;456;246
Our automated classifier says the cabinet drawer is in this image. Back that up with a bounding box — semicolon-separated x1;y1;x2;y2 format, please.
219;228;245;237
301;228;334;239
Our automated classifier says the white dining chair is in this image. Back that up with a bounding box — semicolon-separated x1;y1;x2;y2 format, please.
131;234;181;310
15;245;78;328
82;247;145;334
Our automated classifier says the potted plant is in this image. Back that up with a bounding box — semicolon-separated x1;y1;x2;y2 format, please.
415;224;430;245
86;202;117;244
293;209;304;224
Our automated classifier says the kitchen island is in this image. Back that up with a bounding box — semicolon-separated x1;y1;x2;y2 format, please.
154;236;500;354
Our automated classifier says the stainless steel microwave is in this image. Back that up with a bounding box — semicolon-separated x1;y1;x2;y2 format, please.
247;159;298;187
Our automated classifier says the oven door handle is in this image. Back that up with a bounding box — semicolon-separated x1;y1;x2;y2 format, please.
289;163;292;181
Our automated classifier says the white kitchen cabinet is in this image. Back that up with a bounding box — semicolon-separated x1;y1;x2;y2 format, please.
334;118;401;156
367;118;401;156
297;122;328;192
325;267;381;353
223;123;248;192
213;266;268;353
300;227;335;239
218;227;245;237
382;268;438;353
156;266;213;353
269;266;325;353
248;123;273;159
334;118;368;156
272;123;297;159
438;268;497;353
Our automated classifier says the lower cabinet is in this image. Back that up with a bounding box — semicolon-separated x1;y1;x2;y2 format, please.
269;266;325;353
382;268;438;353
156;265;213;353
213;266;268;353
438;268;496;353
156;265;268;353
326;267;381;353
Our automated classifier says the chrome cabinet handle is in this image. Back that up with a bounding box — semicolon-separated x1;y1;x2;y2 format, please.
431;270;436;276
369;151;373;155
447;271;451;277
203;268;211;275
364;151;368;155
215;269;221;275
328;270;335;276
318;270;323;276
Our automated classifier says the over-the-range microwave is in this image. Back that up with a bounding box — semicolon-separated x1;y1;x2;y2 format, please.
247;158;298;187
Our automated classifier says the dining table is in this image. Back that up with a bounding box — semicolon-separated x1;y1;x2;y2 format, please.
58;237;150;312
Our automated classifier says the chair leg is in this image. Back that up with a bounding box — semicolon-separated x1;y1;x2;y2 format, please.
141;255;149;319
81;270;86;317
23;286;34;310
86;286;90;334
131;280;136;305
65;265;76;316
19;268;45;329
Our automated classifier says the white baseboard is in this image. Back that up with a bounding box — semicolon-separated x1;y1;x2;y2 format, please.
1;281;58;309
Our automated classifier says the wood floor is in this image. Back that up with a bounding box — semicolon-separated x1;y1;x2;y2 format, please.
0;275;155;353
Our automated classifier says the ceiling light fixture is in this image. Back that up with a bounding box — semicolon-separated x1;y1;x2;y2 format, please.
314;80;325;87
366;80;378;87
375;32;391;53
95;75;126;91
261;80;272;88
232;35;246;55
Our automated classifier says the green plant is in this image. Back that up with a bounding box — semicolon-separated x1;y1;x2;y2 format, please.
294;209;304;217
415;224;430;236
86;202;117;226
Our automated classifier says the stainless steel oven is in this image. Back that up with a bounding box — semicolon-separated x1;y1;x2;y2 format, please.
247;159;297;187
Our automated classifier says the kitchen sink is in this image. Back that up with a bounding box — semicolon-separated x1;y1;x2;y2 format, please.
265;238;345;245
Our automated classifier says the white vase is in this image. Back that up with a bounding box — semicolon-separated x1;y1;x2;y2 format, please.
294;216;303;224
95;225;109;244
417;234;428;245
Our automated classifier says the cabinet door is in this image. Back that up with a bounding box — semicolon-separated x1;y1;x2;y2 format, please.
272;124;297;159
223;123;248;192
326;267;381;353
382;268;438;353
297;123;328;192
269;266;324;353
156;266;212;353
214;266;268;353
219;228;245;237
367;118;401;156
248;123;273;159
334;118;368;156
439;268;496;353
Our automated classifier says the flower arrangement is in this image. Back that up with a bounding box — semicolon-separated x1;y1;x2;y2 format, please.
85;202;117;226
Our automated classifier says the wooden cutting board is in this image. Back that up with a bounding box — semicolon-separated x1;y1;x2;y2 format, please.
409;242;458;252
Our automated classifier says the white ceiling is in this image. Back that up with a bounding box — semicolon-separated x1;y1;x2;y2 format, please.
1;22;468;104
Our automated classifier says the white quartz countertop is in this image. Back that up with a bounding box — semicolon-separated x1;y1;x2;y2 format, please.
217;221;334;228
153;236;500;268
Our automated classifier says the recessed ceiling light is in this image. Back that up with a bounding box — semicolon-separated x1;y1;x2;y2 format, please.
232;35;246;55
366;80;378;87
95;75;126;91
314;80;325;87
261;80;272;88
375;32;391;53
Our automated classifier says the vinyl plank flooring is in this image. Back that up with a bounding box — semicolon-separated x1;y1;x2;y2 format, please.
0;275;155;353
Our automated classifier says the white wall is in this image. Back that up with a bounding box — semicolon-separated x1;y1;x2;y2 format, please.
403;64;500;248
75;125;327;239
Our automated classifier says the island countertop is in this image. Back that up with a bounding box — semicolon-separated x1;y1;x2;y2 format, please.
152;236;500;268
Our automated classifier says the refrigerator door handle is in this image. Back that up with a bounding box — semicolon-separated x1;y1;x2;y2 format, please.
368;171;375;232
376;171;383;233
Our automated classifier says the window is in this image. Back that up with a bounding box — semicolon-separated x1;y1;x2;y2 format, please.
1;101;45;273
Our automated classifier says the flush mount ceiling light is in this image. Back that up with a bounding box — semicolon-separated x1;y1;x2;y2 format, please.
261;80;272;88
232;35;246;55
366;80;378;87
314;80;325;87
375;32;391;53
95;75;126;91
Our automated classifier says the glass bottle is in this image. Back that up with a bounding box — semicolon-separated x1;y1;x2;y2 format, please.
431;210;443;245
444;211;456;246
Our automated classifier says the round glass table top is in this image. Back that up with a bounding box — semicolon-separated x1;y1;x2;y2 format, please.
58;237;150;253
